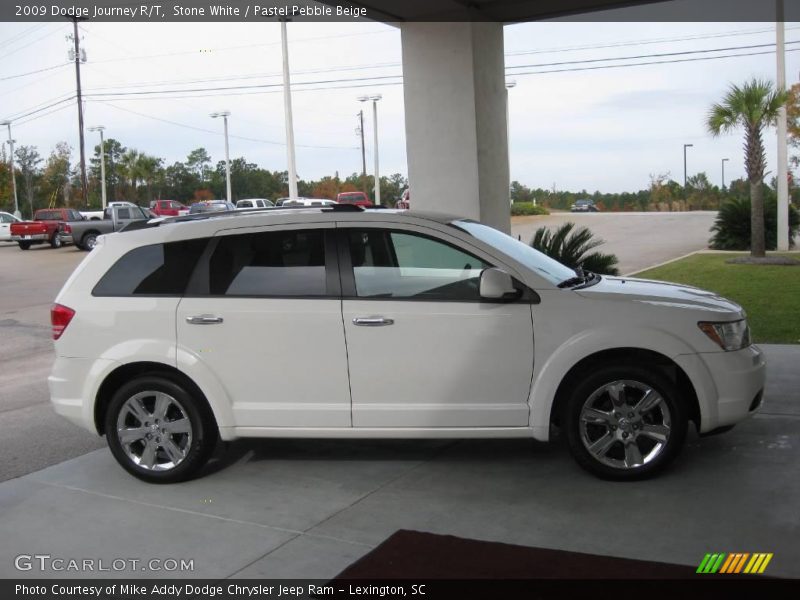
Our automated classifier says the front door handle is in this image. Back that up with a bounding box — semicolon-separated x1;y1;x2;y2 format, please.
353;316;394;327
186;315;224;325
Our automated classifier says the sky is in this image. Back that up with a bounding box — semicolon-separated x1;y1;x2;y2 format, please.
0;12;798;195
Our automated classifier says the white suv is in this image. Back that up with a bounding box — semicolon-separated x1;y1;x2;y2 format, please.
48;206;765;483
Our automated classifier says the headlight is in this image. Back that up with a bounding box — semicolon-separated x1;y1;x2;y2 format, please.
698;319;750;351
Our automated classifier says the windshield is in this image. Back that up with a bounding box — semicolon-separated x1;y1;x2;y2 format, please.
452;220;576;286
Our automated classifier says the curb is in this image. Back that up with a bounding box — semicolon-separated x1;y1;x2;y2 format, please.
624;250;702;277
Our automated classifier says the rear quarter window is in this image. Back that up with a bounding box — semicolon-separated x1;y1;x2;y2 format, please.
92;238;208;296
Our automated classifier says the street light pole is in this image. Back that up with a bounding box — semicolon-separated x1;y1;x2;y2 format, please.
776;0;789;251
357;95;382;205
88;126;106;209
280;19;298;201
357;109;367;195
1;120;20;218
210;111;232;203
371;95;381;206
721;158;729;189
683;143;693;188
506;80;516;205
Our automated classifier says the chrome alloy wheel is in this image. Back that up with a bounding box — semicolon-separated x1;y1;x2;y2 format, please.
578;380;672;470
116;391;193;471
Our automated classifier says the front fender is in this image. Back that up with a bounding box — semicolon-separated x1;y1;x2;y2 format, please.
528;326;700;441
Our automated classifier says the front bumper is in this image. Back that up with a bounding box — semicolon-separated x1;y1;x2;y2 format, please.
675;345;766;433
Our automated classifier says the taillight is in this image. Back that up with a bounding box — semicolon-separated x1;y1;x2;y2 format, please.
62;223;72;233
51;303;75;340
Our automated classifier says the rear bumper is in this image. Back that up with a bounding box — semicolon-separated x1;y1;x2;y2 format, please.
11;233;48;242
675;345;766;433
58;233;75;244
48;356;119;435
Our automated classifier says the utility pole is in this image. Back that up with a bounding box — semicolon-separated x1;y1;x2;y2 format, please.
280;19;298;201
721;158;729;189
68;17;88;204
210;111;232;203
776;0;789;251
1;121;20;218
88;126;106;209
683;143;693;189
357;110;367;194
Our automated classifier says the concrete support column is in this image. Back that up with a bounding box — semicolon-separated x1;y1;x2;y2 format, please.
400;22;510;233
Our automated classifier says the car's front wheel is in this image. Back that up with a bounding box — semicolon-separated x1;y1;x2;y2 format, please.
105;376;217;483
564;365;687;480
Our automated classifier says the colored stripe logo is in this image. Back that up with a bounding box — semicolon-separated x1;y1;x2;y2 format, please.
697;553;773;574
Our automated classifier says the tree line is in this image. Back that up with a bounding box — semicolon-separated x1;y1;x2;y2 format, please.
0;140;408;218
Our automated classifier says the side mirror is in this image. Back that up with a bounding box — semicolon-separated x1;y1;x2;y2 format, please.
479;268;520;301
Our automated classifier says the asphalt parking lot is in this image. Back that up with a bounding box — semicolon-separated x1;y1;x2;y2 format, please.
0;215;798;579
511;210;718;274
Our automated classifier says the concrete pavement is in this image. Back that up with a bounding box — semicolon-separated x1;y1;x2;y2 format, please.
1;344;797;579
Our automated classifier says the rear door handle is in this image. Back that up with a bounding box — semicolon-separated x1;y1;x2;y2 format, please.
353;316;394;327
186;315;224;325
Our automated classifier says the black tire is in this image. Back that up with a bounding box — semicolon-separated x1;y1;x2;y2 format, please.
104;376;217;483
50;234;62;248
18;241;31;250
564;364;687;480
81;232;99;251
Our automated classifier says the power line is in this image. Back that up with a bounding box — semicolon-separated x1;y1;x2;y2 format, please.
505;25;800;57
0;23;49;51
86;28;392;65
0;63;67;82
98;102;360;151
78;39;799;100
0;24;63;61
14;102;74;127
2;93;76;121
506;40;800;71
514;47;800;76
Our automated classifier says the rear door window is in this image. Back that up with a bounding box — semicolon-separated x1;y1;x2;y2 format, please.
204;229;329;297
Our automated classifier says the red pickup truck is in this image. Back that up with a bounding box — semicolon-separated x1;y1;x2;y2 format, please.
336;191;373;207
10;208;84;250
149;199;187;217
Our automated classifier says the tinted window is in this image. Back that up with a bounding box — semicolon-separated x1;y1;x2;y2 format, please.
206;229;327;297
93;239;208;296
347;230;490;301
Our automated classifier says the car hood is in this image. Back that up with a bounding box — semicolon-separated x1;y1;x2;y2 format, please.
576;276;744;317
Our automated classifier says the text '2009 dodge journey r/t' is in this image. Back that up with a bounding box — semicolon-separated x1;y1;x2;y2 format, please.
48;206;765;483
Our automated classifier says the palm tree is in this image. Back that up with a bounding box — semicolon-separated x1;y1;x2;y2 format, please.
707;79;788;257
530;222;619;275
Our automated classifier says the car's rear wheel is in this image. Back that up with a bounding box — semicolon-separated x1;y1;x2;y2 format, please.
564;365;687;480
18;241;31;250
50;234;62;248
82;232;99;251
105;376;217;483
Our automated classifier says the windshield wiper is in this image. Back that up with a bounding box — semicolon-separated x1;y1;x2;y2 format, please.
558;268;600;289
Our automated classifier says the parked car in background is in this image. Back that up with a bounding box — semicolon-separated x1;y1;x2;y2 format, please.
236;198;274;210
48;206;765;483
150;200;187;217
0;211;21;242
59;205;153;251
336;191;373;207
571;199;599;212
189;200;235;214
280;198;337;207
81;201;138;221
10;208;84;250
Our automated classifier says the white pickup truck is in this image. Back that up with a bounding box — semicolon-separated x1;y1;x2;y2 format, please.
80;201;138;221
